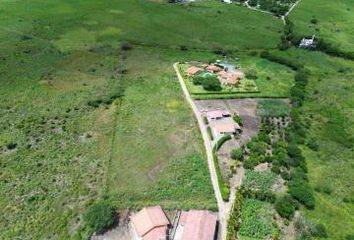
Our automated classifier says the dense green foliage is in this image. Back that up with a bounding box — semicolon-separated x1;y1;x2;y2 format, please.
242;170;277;195
239;199;278;239
257;99;290;117
213;135;232;201
84;200;115;234
275;195;296;219
226;191;243;240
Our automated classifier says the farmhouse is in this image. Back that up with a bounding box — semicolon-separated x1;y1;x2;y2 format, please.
131;206;170;240
218;70;244;86
186;66;202;76
206;110;231;121
206;64;222;73
174;210;217;240
299;35;316;48
214;122;241;136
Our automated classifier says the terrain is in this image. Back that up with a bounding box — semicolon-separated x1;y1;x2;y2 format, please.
0;0;353;239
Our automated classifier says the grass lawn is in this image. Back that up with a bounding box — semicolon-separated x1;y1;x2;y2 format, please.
272;49;354;239
289;0;354;53
107;47;216;210
180;56;295;99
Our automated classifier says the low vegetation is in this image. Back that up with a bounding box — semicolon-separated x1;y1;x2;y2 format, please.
84;200;116;235
257;99;290;117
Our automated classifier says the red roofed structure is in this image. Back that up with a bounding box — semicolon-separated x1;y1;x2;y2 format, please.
186;66;202;76
214;123;240;135
206;64;222;73
177;210;217;240
131;206;170;240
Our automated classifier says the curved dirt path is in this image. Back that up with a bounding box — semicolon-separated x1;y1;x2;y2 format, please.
173;63;226;240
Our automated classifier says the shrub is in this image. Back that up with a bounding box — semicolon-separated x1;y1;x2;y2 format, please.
314;223;328;238
6;142;17;150
233;114;243;126
193;76;204;85
289;178;315;209
202;75;222;91
231;148;244;160
120;41;133;51
275;195;296;219
84;200;115;234
346;235;354;240
310;18;318;24
245;69;258;79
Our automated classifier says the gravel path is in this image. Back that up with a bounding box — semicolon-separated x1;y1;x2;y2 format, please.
173;63;227;240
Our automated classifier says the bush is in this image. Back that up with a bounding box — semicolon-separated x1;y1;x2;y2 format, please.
289;178;315;209
193;76;204;85
231;148;244;160
245;69;258;79
346;235;354;240
314;223;328;238
233;114;243;126
202;75;222;91
120;41;133;51
275;195;296;219
6;142;17;150
84;200;115;234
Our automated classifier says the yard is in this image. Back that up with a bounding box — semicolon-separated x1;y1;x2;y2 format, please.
180;56;295;99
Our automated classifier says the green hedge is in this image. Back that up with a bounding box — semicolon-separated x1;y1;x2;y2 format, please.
227;191;244;240
212;135;232;201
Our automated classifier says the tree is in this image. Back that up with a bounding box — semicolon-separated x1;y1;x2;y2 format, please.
202;76;222;91
231;148;244;160
84;200;116;234
275;195;296;219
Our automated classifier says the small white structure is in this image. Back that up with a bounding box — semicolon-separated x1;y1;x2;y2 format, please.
299;35;316;48
223;0;232;3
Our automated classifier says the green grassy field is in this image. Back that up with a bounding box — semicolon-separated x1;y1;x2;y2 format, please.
107;47;216;209
274;48;354;239
1;0;354;239
289;0;354;53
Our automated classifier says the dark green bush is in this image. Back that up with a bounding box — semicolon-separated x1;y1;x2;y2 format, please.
231;148;244;160
314;223;328;238
289;178;315;209
275;195;296;219
193;76;204;85
84;200;116;234
202;75;222;91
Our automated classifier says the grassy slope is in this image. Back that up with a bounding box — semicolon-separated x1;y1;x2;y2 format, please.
0;0;283;238
107;48;216;209
275;49;354;239
289;0;354;52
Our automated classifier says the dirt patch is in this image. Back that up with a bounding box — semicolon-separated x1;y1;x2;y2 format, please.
255;162;270;172
195;98;261;183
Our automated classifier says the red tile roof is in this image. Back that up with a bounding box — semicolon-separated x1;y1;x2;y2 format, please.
206;64;222;73
186;66;202;76
131;206;169;240
180;210;217;240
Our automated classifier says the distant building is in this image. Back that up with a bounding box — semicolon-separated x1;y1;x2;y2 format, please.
174;210;217;240
206;64;222;73
131;206;170;240
186;66;202;76
299;35;316;48
206;110;231;121
214;122;241;136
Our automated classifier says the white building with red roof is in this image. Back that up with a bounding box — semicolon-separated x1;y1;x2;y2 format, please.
213;122;240;136
206;110;231;121
174;210;217;240
131;206;170;240
186;66;202;76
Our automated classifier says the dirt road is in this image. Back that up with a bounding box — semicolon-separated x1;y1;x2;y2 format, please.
173;63;227;240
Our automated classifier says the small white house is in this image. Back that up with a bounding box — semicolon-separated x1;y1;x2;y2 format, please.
299;35;316;48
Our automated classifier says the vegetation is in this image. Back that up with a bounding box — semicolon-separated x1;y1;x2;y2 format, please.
213;135;232;201
249;0;297;16
275;195;296;219
84;200;115;235
238;198;279;239
226;191;243;240
257;99;290;117
242;170;277;195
